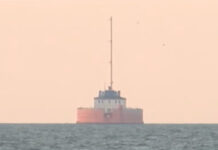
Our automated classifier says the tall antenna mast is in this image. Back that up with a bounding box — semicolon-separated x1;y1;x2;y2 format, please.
110;17;113;89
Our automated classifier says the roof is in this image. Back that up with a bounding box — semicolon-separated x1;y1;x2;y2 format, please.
94;88;126;100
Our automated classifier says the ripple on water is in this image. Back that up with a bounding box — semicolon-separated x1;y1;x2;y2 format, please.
0;124;218;150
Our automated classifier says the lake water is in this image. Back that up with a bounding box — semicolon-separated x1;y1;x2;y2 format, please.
0;124;218;150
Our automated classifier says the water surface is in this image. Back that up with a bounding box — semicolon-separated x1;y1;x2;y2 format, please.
0;124;218;150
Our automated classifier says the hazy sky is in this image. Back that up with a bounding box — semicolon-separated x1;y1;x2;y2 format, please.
0;0;218;123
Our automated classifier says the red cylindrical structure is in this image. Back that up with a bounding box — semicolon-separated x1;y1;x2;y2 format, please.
77;107;143;124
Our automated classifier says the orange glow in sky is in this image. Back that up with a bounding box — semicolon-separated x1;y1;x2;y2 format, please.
0;0;218;123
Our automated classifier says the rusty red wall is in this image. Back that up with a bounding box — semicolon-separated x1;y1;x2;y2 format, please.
122;109;143;123
77;107;143;124
77;108;104;123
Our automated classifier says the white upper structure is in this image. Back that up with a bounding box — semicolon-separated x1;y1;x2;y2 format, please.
94;86;126;113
